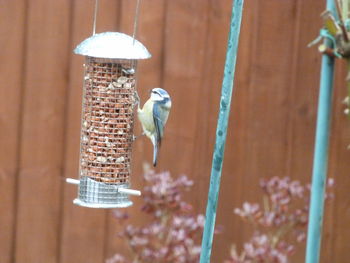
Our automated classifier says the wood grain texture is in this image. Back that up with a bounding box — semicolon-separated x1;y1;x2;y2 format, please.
14;0;71;262
159;0;211;177
284;1;325;261
0;0;26;262
0;0;349;262
326;61;350;263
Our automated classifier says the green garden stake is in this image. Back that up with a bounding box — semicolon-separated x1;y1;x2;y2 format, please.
199;0;244;262
305;0;336;262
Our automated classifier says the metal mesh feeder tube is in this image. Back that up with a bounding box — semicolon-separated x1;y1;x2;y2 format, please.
66;32;151;208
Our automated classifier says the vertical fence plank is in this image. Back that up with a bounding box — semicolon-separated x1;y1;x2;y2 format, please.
104;0;167;260
286;2;323;182
234;0;299;253
325;62;350;263
192;0;233;194
242;0;300;183
159;0;211;176
59;1;120;263
0;0;26;262
14;0;71;262
284;1;325;261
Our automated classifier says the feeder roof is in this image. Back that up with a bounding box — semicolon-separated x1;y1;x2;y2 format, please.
74;32;151;60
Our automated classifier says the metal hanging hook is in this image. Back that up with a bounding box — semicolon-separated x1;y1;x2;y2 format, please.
132;0;142;44
92;0;141;41
92;0;99;35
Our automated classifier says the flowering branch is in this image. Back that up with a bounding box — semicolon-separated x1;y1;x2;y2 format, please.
107;170;206;263
225;176;334;263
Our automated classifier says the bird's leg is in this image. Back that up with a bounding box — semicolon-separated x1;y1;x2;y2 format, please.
134;90;140;109
133;132;146;141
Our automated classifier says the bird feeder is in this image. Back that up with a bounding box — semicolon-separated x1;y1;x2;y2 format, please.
66;32;151;208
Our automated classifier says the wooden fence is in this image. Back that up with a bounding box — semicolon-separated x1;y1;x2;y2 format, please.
0;0;349;262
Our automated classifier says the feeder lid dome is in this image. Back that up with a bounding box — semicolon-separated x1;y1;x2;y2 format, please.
74;32;151;60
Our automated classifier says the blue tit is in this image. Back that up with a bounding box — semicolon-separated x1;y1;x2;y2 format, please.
137;88;172;166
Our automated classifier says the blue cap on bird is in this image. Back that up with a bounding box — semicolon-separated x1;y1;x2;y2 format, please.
151;88;171;99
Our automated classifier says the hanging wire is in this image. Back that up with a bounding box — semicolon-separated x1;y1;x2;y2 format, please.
132;0;142;44
92;0;99;35
92;0;141;41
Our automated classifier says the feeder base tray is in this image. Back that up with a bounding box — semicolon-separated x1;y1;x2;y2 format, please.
74;177;133;209
73;198;133;208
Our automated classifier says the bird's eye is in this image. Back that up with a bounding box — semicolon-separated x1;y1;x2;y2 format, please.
152;90;161;96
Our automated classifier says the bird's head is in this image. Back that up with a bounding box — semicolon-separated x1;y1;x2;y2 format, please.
150;88;171;106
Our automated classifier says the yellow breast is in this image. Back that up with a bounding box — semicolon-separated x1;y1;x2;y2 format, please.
137;99;155;138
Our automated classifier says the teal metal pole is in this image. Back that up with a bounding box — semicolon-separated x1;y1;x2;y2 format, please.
305;0;336;262
199;0;244;262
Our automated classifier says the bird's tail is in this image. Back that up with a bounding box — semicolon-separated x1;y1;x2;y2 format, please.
153;137;159;167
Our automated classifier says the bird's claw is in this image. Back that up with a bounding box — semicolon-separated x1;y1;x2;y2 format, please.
134;91;140;106
133;132;145;141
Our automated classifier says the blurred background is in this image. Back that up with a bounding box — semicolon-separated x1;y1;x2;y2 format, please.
1;0;350;262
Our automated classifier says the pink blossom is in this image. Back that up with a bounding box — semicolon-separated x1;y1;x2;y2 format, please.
234;202;260;218
107;170;207;263
225;176;334;263
106;254;127;263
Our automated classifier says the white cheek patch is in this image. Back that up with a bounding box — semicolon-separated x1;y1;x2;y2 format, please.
151;92;163;101
165;100;172;108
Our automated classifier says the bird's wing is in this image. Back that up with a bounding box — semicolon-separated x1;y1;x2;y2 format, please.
153;103;164;146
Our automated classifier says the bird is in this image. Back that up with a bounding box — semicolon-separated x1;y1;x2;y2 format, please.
136;88;172;166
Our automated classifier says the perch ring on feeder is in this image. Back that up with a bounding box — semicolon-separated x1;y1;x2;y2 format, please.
66;32;151;208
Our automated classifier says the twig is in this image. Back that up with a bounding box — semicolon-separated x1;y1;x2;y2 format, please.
334;0;349;42
271;221;296;249
263;195;270;213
